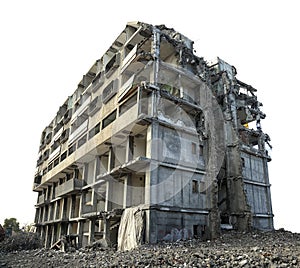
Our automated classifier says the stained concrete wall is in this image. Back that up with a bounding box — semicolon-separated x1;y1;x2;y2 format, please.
157;166;206;209
158;125;204;168
241;152;273;230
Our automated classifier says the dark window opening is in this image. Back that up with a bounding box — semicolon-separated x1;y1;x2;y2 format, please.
105;54;117;73
199;145;204;156
193;225;199;238
43;149;49;160
119;93;137;115
124;43;135;58
60;128;70;143
105;53;120;77
102;110;117;129
78;135;87;148
63;110;71;124
51;141;60;153
68;143;76;155
54;121;63;135
66;173;71;181
61;151;67;162
89;123;100;139
192;180;199;193
34;175;42;184
40;140;46;150
221;215;230;224
53;157;59;167
46;132;52;144
48;162;53;171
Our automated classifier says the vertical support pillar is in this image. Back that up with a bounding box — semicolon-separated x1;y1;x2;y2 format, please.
108;147;115;172
88;219;95;245
44;225;49;248
151;26;160;86
144;121;159;243
83;163;88;184
95;155;101;179
145;122;159;205
126;135;134;162
105;181;112;212
262;156;274;229
103;217;111;245
150;26;161;118
123;174;132;208
77;221;84;248
53;201;57;221
70;195;76;218
50;224;56;245
62;197;68;220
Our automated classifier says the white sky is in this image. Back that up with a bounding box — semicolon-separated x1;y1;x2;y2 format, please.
0;0;299;232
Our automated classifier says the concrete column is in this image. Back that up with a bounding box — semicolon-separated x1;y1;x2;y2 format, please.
95;156;101;178
103;217;111;245
77;221;84;248
123;174;132;208
108;147;115;171
144;122;160;243
105;181;112;211
53;201;57;220
70;195;75;218
125;135;134;162
50;224;56;245
145;209;157;244
87;219;95;245
151;26;160;86
44;225;49;248
34;208;39;223
145;123;159;205
83;163;88;184
62;197;68;220
79;194;84;218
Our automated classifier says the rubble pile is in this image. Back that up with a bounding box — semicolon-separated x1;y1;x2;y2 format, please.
0;232;41;253
0;230;299;267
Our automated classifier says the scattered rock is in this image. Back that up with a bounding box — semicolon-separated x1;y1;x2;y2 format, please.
239;259;248;266
0;230;299;267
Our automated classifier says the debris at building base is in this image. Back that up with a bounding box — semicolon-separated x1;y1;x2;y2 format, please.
0;232;41;253
1;230;299;267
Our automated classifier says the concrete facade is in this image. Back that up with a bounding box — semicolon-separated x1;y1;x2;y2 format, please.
33;22;273;248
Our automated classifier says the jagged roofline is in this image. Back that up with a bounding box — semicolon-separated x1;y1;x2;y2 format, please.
81;21;194;81
42;22;196;134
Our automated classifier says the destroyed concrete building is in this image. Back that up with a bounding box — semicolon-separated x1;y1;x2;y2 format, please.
33;22;273;249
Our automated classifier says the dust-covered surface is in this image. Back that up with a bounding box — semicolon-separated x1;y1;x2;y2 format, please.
0;230;299;267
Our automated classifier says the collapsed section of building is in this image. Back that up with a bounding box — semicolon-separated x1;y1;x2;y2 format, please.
33;22;273;250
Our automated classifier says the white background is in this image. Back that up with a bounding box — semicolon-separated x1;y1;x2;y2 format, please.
0;0;299;232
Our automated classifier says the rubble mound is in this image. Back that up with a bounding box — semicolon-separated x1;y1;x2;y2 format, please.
0;232;41;253
0;230;299;267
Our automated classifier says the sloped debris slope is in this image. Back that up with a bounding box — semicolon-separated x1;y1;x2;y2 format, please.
0;230;299;267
